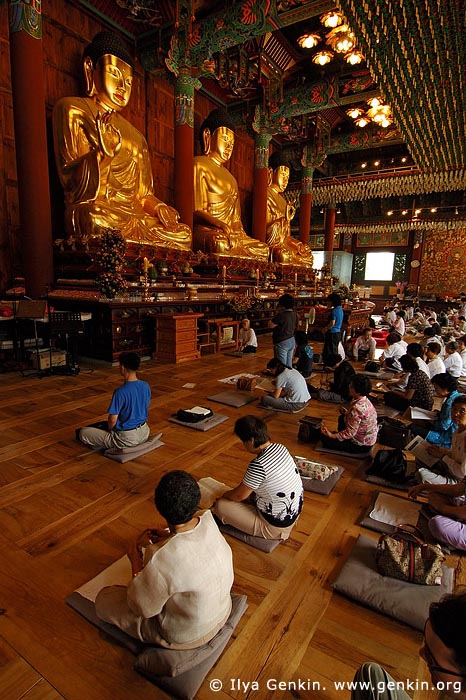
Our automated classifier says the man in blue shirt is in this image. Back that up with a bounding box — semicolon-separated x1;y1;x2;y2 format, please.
78;352;151;449
323;292;344;366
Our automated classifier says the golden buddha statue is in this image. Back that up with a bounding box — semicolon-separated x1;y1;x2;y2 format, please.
193;109;269;259
266;152;314;266
53;32;191;249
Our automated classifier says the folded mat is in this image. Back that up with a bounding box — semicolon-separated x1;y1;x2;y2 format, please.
208;391;257;407
333;534;454;631
168;413;229;431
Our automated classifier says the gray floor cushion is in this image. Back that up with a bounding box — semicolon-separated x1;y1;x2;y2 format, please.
66;587;247;700
208;390;257;407
168;413;229;431
218;523;281;552
360;490;422;534
104;434;164;463
315;444;373;460
301;466;345;494
333;534;454;631
365;473;412;491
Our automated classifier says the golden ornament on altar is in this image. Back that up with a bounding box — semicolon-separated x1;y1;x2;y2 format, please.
53;32;191;250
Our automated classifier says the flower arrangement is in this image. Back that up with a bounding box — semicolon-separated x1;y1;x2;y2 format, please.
395;280;408;290
92;228;128;299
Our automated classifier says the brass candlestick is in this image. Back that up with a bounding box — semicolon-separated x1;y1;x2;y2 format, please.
141;271;151;301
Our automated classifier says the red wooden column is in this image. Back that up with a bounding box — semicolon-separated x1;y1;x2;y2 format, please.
9;0;53;298
252;132;271;243
299;165;314;245
174;73;200;231
324;204;336;252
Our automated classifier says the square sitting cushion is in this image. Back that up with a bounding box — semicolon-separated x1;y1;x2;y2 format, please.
315;444;372;459
218;523;281;552
104;434;164;463
135;594;248;700
333;534;454;631
168;413;229;431
360;491;422;534
301;466;344;495
365;473;411;492
208;391;257;408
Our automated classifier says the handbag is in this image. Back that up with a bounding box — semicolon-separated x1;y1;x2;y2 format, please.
366;448;407;484
236;376;257;391
378;417;412;448
297;416;322;443
376;524;445;585
176;406;213;423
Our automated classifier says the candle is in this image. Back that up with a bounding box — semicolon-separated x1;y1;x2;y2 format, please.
222;265;226;279
294;272;298;285
256;268;259;281
143;257;149;273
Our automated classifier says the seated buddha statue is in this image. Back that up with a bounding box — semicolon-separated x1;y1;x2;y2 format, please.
53;32;191;249
193;109;269;260
266;152;314;266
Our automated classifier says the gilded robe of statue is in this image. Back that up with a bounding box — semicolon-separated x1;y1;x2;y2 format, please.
53;37;191;249
266;166;314;266
193;114;269;260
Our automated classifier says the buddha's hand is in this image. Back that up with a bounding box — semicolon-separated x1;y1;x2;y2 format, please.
286;204;296;221
96;110;122;158
155;203;180;229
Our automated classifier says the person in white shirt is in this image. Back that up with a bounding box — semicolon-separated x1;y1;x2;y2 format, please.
392;342;430;390
393;311;405;337
353;328;376;362
444;341;463;378
379;332;406;372
238;318;258;354
457;336;466;377
426;342;446;379
260;358;310;412
385;307;396;325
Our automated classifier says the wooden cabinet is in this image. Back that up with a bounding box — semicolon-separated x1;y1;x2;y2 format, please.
152;313;203;364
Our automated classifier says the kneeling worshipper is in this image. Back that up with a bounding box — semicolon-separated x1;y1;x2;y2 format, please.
411;373;460;448
444;341;463;378
383;354;435;412
238;318;258;354
259;357;310;412
320;374;378;455
308;353;355;403
379;331;406;372
349;591;466;700
213;415;303;541
409;480;466;552
417;395;466;485
352;328;376;362
95;470;234;647
78;352;150;449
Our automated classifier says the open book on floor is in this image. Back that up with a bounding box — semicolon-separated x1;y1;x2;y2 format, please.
407;406;437;422
405;435;440;468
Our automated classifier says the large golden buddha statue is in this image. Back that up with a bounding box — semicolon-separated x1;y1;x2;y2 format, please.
266;152;314;266
53;32;191;249
193;109;268;259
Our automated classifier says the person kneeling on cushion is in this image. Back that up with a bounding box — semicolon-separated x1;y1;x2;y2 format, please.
260;357;310;412
95;470;234;647
213;415;303;540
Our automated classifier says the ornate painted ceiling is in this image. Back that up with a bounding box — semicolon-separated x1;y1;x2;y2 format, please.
75;0;465;220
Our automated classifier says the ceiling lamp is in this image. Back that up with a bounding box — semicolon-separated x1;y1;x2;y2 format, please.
312;50;333;66
355;116;370;127
380;117;393;128
345;49;364;65
320;10;344;28
326;25;355;53
367;97;382;109
346;107;364;119
297;33;320;49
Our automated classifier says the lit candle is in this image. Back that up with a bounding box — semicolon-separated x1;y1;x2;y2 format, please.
256;268;259;281
222;265;226;279
143;257;149;273
294;272;298;285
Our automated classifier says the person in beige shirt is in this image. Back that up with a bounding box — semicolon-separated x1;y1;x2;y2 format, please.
96;470;234;648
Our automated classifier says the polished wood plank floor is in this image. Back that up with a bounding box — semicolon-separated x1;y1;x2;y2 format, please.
0;337;462;700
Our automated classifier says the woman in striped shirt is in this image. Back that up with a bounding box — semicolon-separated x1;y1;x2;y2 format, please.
214;415;303;540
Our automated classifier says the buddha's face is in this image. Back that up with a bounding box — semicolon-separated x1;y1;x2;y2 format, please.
273;165;290;191
91;54;133;111
210;127;235;163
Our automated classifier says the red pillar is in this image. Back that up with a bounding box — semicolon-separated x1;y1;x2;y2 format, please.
299;165;313;245
174;73;200;231
9;0;53;298
324;204;336;252
252;133;271;243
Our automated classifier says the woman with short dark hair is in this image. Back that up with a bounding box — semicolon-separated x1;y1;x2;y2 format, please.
267;293;297;367
95;470;234;647
260;357;310;412
411;373;460;447
320;374;378;454
383;354;435;411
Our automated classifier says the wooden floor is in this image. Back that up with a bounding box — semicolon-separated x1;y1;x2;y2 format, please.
0;337;463;700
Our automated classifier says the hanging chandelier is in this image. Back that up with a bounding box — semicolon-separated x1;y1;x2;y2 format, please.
298;11;364;66
346;97;393;128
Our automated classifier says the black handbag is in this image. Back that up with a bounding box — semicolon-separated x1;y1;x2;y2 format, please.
366;448;407;484
298;416;322;443
378;417;412;448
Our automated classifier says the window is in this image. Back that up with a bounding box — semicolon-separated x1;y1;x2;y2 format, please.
312;251;325;270
364;252;395;281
